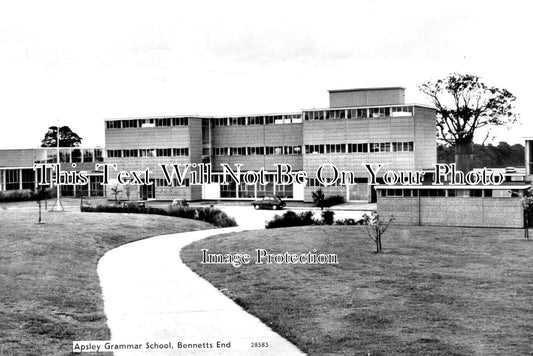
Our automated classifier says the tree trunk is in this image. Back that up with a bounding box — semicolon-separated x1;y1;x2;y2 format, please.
455;137;474;173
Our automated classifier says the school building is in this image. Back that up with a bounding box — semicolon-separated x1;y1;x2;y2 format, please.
0;148;106;197
103;87;437;202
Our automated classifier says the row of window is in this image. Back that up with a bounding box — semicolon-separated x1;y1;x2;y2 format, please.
211;115;302;127
2;169;35;190
106;117;189;129
209;142;414;156
305;142;414;154
303;106;415;121
211;146;303;156
36;149;105;164
379;189;514;198
154;178;190;187
107;148;190;158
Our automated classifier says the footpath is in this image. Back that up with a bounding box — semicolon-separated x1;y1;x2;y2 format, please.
97;228;305;356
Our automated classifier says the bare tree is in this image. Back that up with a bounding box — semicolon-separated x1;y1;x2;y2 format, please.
110;184;122;205
363;211;394;253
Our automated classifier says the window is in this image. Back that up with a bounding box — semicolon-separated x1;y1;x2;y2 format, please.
83;149;93;162
123;149;138;158
71;149;82;163
370;143;380;153
140;149;155;157
470;189;483;197
94;149;104;162
106;121;121;129
107;150;122;158
6;169;20;190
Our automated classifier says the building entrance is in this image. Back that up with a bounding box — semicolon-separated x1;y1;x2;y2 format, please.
140;180;155;200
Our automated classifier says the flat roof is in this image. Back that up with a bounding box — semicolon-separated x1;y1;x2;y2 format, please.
375;184;531;190
104;112;304;122
302;103;435;111
328;87;405;93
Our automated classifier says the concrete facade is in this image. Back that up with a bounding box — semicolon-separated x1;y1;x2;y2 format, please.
103;87;437;202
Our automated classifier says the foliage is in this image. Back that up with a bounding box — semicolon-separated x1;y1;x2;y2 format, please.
0;189;53;202
321;210;335;225
311;189;325;209
362;210;395;253
110;185;122;205
323;195;345;207
41;126;83;147
420;73;518;146
124;183;131;201
438;142;525;167
81;204;237;227
265;210;319;229
523;190;533;236
311;189;345;209
335;218;365;225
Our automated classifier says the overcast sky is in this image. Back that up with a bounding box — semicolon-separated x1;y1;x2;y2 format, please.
0;0;531;148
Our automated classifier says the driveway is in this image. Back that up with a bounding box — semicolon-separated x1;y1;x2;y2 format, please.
214;205;371;230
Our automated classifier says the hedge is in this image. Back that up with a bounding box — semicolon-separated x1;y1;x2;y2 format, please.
81;204;237;228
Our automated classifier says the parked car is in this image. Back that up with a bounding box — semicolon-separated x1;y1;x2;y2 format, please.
122;200;146;208
251;196;286;210
171;199;189;207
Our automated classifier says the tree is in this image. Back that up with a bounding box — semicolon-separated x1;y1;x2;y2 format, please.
41;126;83;147
32;186;49;224
362;211;394;253
110;184;122;205
420;73;518;172
312;189;326;210
124;182;131;201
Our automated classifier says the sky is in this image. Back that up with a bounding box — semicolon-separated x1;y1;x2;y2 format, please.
0;0;531;148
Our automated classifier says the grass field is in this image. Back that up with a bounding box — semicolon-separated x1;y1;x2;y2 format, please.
0;206;211;356
181;225;533;355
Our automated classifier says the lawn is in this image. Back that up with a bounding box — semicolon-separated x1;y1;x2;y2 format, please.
0;206;212;356
181;225;533;355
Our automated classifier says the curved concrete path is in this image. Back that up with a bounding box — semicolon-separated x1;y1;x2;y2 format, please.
97;227;304;355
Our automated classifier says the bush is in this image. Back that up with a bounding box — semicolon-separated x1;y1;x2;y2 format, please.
335;218;365;225
312;189;325;208
321;210;335;225
311;190;345;209
0;189;54;203
81;204;237;228
323;195;345;207
169;206;197;219
265;210;319;229
196;207;237;227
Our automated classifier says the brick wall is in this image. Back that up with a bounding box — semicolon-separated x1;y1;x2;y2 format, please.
378;196;524;228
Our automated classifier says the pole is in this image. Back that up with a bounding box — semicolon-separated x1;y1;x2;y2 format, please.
51;121;64;211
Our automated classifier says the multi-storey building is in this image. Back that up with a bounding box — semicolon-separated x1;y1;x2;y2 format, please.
104;87;437;202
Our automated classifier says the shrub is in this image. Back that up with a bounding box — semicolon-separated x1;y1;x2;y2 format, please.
335;218;364;225
0;189;54;203
265;210;319;229
81;204;237;227
323;195;345;207
321;210;335;225
196;207;237;228
312;189;326;209
169;206;197;219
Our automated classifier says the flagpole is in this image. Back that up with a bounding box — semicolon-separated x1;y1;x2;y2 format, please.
51;120;64;211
